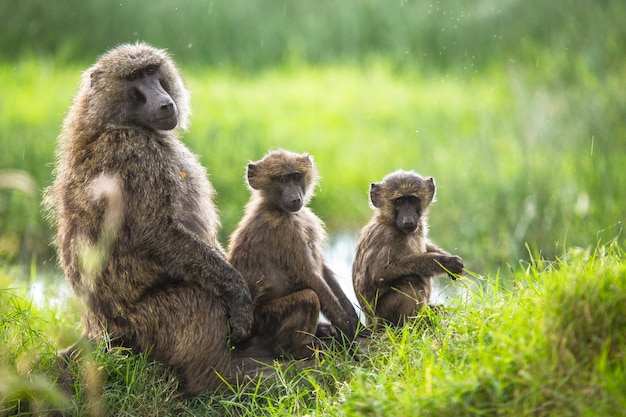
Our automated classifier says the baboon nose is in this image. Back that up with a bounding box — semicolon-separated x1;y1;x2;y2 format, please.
290;198;303;211
283;197;303;213
154;100;178;130
401;219;417;233
159;100;176;116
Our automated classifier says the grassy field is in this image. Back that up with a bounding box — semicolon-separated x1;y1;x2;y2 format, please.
1;59;624;272
1;1;624;414
2;242;624;415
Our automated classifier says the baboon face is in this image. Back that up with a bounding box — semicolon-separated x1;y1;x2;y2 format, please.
370;171;435;234
246;151;318;213
122;65;178;130
248;165;306;213
391;195;422;233
273;172;306;212
86;43;190;131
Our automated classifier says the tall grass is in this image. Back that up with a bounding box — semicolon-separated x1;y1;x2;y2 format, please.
1;0;623;74
2;0;624;271
1;58;624;271
2;243;624;415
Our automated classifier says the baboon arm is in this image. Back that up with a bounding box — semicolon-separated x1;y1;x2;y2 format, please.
147;224;253;341
425;243;464;278
377;252;450;283
309;267;358;339
426;242;449;255
321;265;359;334
170;225;250;300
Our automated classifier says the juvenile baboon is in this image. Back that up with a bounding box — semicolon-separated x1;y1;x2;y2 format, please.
44;42;253;395
228;150;359;359
352;170;464;327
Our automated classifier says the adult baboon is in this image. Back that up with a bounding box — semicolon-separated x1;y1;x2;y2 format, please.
352;170;464;327
45;42;253;395
228;150;359;359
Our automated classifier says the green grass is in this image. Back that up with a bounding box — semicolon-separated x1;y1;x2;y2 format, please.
2;0;624;75
1;2;624;414
1;58;624;271
1;2;624;413
2;242;624;416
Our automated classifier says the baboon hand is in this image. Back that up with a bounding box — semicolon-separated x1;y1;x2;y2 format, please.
438;255;464;278
228;305;254;345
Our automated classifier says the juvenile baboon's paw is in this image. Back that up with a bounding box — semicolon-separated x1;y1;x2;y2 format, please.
440;255;464;278
315;322;338;339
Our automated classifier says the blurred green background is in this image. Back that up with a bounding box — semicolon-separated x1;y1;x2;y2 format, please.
0;0;624;273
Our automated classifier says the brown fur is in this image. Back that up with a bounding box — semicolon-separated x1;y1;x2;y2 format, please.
228;150;359;359
44;43;253;395
352;170;464;327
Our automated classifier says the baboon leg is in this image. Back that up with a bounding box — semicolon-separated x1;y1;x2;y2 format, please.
375;279;430;326
128;283;230;396
375;291;418;326
255;288;320;359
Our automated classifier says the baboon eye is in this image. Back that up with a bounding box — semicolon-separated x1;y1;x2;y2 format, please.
275;173;302;184
145;65;158;76
394;196;420;205
405;196;420;205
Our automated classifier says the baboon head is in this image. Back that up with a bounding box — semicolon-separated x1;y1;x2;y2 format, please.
370;170;435;233
82;42;191;131
246;150;319;213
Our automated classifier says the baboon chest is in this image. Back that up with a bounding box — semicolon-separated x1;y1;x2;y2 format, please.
263;217;322;294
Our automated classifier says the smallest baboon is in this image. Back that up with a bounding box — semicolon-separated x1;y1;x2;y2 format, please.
228;150;359;359
352;170;464;326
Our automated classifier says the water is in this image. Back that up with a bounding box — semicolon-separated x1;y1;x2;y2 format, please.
324;233;361;306
28;273;72;310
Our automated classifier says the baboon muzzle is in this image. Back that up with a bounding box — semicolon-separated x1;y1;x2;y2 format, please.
137;76;178;131
281;187;304;213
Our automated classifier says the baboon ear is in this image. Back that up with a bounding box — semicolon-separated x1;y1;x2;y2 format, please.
301;153;313;167
424;177;436;204
90;70;102;87
370;183;384;208
247;163;260;189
